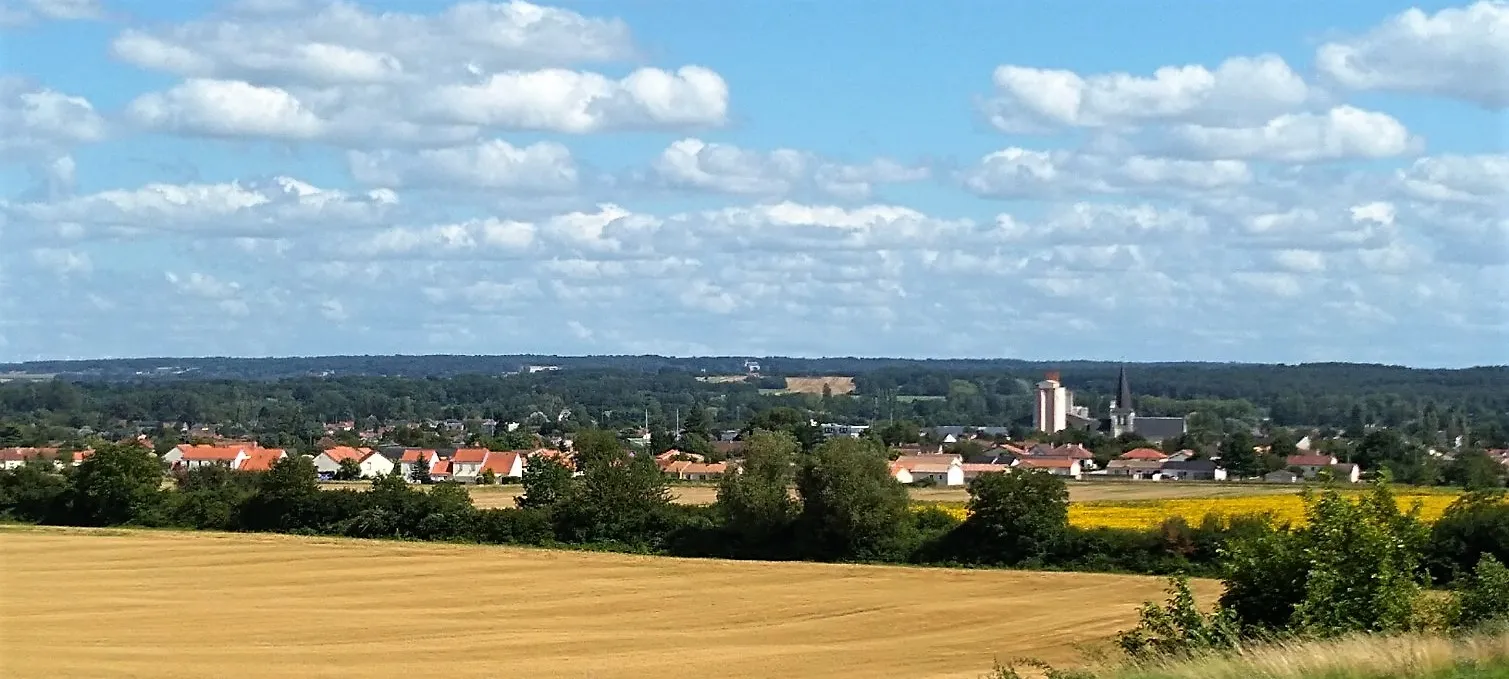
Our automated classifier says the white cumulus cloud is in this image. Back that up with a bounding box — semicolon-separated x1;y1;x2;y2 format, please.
348;139;578;191
983;54;1312;131
1317;1;1509;108
1163;106;1419;162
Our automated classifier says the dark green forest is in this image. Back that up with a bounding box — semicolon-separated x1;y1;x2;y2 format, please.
2;357;1506;451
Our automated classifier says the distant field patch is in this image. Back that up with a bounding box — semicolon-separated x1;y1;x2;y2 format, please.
920;488;1473;529
695;375;749;384
895;394;945;402
0;527;1215;679
782;376;856;395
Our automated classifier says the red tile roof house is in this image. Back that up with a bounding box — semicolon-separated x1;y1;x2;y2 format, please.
888;454;965;487
1119;447;1169;462
448;448;491;482
398;449;440;482
312;446;372;477
527;448;578;474
163;443;258;471
655;449;706;463
961;461;1015;482
0;447;62;470
238;448;288;472
1047;444;1096;460
356;449;395;478
429;459;454;481
478;451;525;481
1018;457;1083;480
1285;454;1363;482
658;460;730;481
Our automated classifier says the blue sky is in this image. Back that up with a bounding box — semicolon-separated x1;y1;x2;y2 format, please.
0;0;1505;366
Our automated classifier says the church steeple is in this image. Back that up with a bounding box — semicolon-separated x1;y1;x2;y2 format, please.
1115;365;1133;412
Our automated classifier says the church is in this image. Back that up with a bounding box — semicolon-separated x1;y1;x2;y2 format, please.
1033;367;1188;443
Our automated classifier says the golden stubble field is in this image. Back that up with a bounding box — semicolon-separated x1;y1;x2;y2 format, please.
0;527;1217;679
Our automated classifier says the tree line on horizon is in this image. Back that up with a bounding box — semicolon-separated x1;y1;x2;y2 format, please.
1;360;1506;453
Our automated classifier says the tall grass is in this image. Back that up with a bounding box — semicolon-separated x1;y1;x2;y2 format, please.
1106;630;1509;679
991;630;1509;679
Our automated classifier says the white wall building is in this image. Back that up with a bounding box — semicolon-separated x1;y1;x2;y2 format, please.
889;454;966;487
1034;372;1068;434
359;451;395;478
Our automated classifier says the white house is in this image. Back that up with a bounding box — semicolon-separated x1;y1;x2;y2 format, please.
660;460;730;481
238;448;287;472
1286;454;1339;479
449;448;490;482
163;443;252;470
398;449;440;482
889;454;965;487
1329;463;1362;483
359;450;395;478
312;447;371;477
479;451;525;480
0;447;60;470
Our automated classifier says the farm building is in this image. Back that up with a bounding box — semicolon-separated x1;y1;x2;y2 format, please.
889;454;965;486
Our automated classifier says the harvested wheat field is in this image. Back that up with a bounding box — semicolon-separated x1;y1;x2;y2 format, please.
783;376;857;395
0;527;1214;679
456;483;722;509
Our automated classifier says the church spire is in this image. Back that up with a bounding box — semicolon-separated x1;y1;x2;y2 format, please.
1115;365;1133;412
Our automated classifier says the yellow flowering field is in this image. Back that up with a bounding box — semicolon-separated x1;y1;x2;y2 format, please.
915;489;1473;530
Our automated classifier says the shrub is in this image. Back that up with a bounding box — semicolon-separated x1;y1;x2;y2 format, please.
1117;576;1239;660
961;470;1070;566
0;458;68;522
334;458;362;481
1456;554;1509;629
794;437;915;561
65;443;165;526
1428;491;1509;584
1218;479;1429;638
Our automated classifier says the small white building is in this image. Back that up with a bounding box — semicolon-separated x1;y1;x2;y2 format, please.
163;444;251;470
479;451;525;480
449;448;490;482
312;447;371;477
398;449;440;482
1286;454;1340;480
889;454;965;487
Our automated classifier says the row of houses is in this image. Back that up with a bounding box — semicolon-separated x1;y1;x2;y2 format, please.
882;443;1376;487
0;447;95;469
653;450;731;481
308;446;561;483
162;443;290;472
